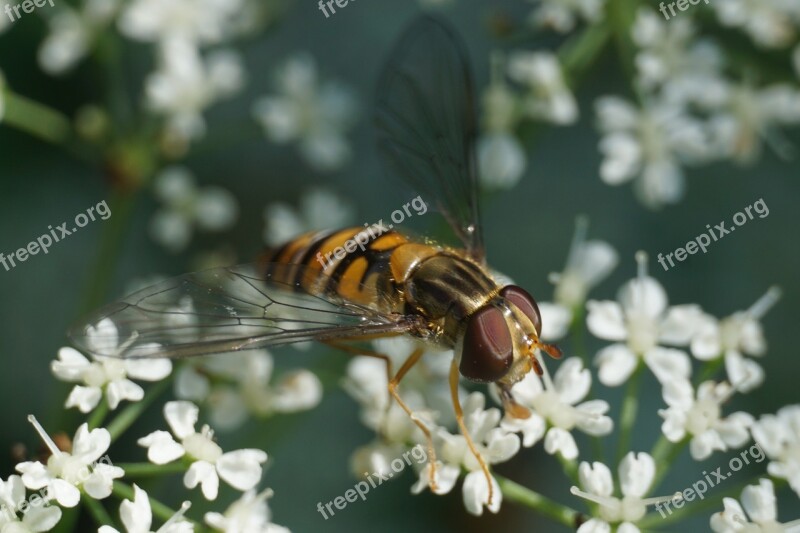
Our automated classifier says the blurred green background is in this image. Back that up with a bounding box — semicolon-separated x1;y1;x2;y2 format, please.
1;0;799;531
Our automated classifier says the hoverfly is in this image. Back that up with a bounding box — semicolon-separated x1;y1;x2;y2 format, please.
70;16;561;506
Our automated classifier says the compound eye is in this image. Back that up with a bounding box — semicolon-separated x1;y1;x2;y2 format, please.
459;306;513;383
500;285;542;337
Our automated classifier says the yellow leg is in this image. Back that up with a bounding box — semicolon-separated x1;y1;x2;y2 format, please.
325;341;439;491
449;358;494;506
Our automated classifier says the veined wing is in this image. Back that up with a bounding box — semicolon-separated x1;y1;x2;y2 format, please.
375;15;484;263
69;263;419;359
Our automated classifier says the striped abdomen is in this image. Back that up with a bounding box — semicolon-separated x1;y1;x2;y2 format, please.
260;225;422;313
260;225;501;347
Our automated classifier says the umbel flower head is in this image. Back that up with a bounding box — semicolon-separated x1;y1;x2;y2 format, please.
16;416;123;507
138;401;267;500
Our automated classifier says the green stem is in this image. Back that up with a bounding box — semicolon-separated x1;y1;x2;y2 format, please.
617;361;644;465
82;493;116;528
496;474;581;528
696;358;725;386
106;377;172;442
77;189;140;315
2;91;72;144
558;22;612;87
606;0;639;82
650;435;689;491
558;454;580;486
87;400;110;430
116;461;189;477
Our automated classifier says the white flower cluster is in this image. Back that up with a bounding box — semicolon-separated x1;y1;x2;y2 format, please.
252;53;359;173
478;51;578;189
596;7;800;207
37;302;329;531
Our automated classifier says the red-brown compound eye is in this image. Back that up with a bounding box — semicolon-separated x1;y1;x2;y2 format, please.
459;306;513;383
500;285;542;337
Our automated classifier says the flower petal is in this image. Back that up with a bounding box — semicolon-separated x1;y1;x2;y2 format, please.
216;449;268;492
595;344;637;387
125;357;172;381
586;301;627;341
645;347;691;384
462;470;501;516
164;401;199;440
185;460;220;500
65;385;103;413
137;430;185;465
619;452;655;498
51;347;91;382
578;460;613;497
544;427;578;460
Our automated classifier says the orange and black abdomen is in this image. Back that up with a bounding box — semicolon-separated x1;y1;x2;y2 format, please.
260;225;434;312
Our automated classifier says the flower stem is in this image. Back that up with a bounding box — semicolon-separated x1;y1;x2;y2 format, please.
87;400;110;430
617;361;644;465
116;461;189;477
106;377;172;442
696;358;725;386
82;493;116;529
495;474;581;528
2;90;72;145
649;435;689;491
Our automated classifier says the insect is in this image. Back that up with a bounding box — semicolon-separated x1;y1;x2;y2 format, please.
70;16;561;507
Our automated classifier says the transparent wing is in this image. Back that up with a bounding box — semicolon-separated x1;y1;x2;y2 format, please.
69;263;418;359
375;15;484;262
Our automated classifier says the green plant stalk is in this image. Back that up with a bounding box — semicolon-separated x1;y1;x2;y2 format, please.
617;361;644;465
2;91;72;144
606;0;640;81
87;400;110;430
82;492;116;529
650;435;689;491
496;474;581;527
106;377;173;442
116;461;190;477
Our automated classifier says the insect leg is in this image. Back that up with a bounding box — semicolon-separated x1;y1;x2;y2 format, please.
388;348;439;491
325;340;439;491
449;357;494;507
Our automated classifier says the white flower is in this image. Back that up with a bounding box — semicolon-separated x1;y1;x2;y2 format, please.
263;188;355;246
587;253;700;386
52;319;171;413
751;405;800;498
204;488;290;533
149;166;238;252
528;0;605;33
508;51;578;125
571;452;678;533
252;53;358;172
145;38;245;143
118;0;245;46
595;96;711;208
706;82;800;163
477;132;527;190
659;379;753;460
37;0;120;75
138;401;267;500
0;475;62;532
691;287;781;392
175;350;322;431
99;484;193;533
478;53;526;189
539;217;618;341
711;0;798;49
631;8;725;94
710;478;800;532
17;417;124;507
500;357;612;460
413;392;514;516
